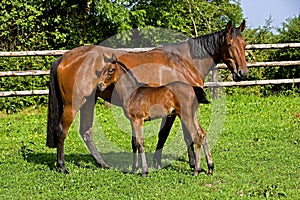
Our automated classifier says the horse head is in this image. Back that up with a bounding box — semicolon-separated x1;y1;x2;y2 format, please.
98;54;120;92
221;20;248;81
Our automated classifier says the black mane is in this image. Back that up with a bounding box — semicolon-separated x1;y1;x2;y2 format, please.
188;28;242;59
188;30;225;59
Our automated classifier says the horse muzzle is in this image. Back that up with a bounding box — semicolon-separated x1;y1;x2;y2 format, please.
233;68;248;82
97;83;106;92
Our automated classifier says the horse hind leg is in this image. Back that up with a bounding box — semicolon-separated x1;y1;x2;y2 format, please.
80;95;108;169
153;115;176;169
56;105;76;174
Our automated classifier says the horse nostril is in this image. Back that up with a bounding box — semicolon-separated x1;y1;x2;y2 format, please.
239;69;249;78
97;83;105;91
238;70;243;77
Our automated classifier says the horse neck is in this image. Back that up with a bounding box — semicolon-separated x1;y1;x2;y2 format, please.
161;30;225;79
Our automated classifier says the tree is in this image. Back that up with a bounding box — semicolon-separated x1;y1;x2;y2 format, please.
129;0;244;36
0;0;245;112
270;15;300;93
238;15;300;95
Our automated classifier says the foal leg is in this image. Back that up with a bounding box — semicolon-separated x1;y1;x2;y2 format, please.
80;95;108;169
198;125;214;175
180;116;203;176
192;114;214;175
131;121;148;177
131;135;139;174
181;123;196;169
153;115;176;169
57;105;75;174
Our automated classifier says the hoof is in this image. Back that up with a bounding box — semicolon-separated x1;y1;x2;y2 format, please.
97;163;110;169
188;157;196;169
58;167;69;174
189;163;195;169
208;163;214;175
193;168;206;176
152;160;162;169
131;168;138;174
142;172;149;178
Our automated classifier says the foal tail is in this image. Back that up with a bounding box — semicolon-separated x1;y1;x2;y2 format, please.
193;87;210;104
46;57;63;148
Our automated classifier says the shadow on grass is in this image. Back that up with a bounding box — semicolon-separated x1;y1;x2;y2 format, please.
25;151;192;174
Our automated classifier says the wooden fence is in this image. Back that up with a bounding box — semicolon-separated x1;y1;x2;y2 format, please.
0;43;300;97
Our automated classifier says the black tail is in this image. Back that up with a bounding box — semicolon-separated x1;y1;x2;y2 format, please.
46;57;63;148
193;87;210;104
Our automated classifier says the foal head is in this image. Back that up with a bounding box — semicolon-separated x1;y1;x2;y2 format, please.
221;20;248;81
98;54;125;92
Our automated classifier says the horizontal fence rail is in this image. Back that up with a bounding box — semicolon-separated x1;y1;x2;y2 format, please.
0;90;49;97
1;43;300;57
0;70;50;77
1;79;300;97
1;61;300;77
0;43;299;97
205;78;300;87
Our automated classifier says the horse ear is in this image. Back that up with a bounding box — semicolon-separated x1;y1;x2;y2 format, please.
103;53;111;63
239;20;246;32
111;53;117;62
95;69;101;78
226;21;233;33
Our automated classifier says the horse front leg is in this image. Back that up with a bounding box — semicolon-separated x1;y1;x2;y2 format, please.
80;95;108;169
153;115;176;169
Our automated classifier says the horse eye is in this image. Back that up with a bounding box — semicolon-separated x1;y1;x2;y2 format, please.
227;43;232;48
108;68;114;75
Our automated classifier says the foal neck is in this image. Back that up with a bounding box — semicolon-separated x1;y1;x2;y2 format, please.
114;61;144;101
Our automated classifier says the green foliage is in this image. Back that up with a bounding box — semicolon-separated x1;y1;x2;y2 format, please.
263;15;300;94
0;56;56;112
0;0;47;51
130;0;243;36
225;15;300;96
0;94;299;198
0;0;245;112
0;0;299;111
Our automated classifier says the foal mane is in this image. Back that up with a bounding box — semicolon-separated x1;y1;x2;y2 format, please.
112;59;143;87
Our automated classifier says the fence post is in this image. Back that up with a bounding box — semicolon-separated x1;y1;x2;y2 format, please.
212;68;219;99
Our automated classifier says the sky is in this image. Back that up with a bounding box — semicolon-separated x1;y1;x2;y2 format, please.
240;0;300;33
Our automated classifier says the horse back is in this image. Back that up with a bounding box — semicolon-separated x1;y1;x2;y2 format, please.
126;82;198;121
57;45;125;109
118;49;204;88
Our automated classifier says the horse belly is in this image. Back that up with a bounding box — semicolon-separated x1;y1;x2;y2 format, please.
128;89;176;121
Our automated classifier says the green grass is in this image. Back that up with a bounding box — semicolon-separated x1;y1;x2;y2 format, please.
0;94;299;199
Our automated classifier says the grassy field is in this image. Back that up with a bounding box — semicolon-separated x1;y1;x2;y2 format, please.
0;94;299;199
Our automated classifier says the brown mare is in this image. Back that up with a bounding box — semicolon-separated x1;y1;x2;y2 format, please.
98;54;213;176
47;21;248;173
